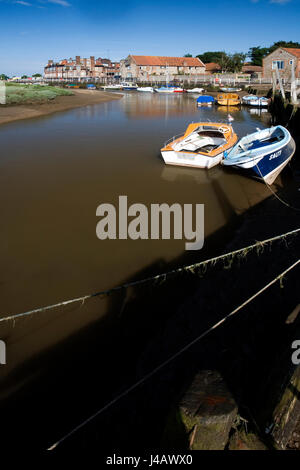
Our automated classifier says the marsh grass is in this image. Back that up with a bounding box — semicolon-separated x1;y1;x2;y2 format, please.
5;83;74;105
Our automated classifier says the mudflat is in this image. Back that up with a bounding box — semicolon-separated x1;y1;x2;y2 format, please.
0;89;123;126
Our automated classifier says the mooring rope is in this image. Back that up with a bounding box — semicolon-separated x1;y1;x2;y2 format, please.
1;227;300;324
47;258;300;451
1;227;299;325
255;160;300;212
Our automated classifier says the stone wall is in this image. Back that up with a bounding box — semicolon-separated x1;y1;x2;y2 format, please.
263;48;299;80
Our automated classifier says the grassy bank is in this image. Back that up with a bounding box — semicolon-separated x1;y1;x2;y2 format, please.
4;83;73;105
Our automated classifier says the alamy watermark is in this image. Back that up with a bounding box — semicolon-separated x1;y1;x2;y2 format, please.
0;340;6;365
96;196;204;251
291;340;300;365
0;81;6;105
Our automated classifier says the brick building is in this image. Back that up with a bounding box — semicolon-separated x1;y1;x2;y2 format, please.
263;47;300;80
44;56;120;82
205;62;222;74
120;55;205;80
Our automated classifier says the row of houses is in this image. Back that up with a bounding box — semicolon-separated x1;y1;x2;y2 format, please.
43;47;300;82
44;56;120;81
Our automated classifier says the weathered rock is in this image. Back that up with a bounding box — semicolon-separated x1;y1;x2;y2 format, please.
163;370;238;450
228;429;268;450
269;364;300;449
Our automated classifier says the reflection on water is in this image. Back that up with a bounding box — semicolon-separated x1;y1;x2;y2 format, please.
216;105;240;114
0;92;278;384
248;107;269;115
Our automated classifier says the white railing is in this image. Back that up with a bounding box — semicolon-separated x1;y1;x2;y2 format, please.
164;133;185;146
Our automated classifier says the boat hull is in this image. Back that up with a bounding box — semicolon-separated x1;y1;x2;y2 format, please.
161;150;224;169
137;87;155;92
156;88;175;93
242;98;269;107
197;102;213;107
217;93;240;106
223;138;296;185
218;99;240;106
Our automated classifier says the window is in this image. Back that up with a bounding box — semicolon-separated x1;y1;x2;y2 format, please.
289;60;294;65
272;61;284;70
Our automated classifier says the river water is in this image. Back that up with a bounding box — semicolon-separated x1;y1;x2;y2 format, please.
0;92;278;391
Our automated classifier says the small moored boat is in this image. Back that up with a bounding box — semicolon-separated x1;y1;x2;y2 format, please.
242;95;269;107
156;86;176;93
222;125;296;185
217;93;241;106
102;84;123;90
173;87;185;93
121;82;138;90
197;95;215;106
137;87;156;92
187;87;205;93
161;122;238;169
220;87;242;92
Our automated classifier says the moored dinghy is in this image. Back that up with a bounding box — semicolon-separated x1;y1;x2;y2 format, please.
222;125;296;184
220;87;242;92
137;87;156;92
217;93;241;106
156;86;175;93
187;87;205;93
197;95;215;106
242;95;269;107
161;122;238;169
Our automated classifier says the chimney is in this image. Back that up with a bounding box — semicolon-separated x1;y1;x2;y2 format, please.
48;60;53;66
90;56;95;68
76;55;81;65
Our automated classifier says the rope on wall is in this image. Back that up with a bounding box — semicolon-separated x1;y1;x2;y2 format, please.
0;227;299;325
47;258;300;451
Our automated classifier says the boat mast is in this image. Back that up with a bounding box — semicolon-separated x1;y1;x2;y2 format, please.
166;62;169;87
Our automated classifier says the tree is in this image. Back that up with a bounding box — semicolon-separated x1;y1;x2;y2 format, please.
32;73;42;78
269;40;300;54
228;52;247;72
0;74;9;81
248;46;269;66
218;52;232;72
215;52;246;73
183;53;192;57
196;51;224;64
21;75;28;79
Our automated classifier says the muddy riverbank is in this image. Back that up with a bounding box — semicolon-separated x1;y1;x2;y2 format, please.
0;89;123;126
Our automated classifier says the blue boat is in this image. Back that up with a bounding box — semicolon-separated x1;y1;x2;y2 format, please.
222;125;296;185
197;95;215;106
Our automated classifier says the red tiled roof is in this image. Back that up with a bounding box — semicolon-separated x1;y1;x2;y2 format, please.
242;65;263;72
131;55;204;67
282;47;300;58
205;62;221;71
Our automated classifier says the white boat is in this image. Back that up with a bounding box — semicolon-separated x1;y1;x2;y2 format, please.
242;95;269;107
173;87;185;93
156;87;176;93
187;88;205;93
161;122;238;169
137;87;156;92
121;82;138;90
102;84;122;90
220;87;242;92
222;125;296;185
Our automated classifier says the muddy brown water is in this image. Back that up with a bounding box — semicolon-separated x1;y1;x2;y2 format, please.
0;92;278;397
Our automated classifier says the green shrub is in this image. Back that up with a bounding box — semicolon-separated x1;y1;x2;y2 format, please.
5;83;73;105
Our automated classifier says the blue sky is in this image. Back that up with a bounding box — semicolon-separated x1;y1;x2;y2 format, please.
0;0;299;76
